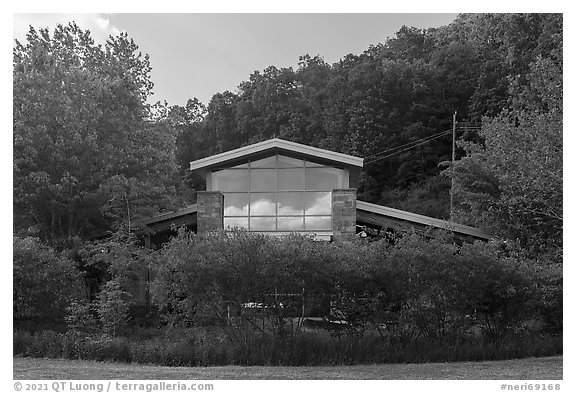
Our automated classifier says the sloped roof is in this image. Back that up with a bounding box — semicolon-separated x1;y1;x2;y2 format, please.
190;138;364;173
139;204;198;225
356;200;491;240
138;204;198;233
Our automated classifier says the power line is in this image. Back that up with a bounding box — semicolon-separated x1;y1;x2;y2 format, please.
364;131;452;165
364;130;452;165
365;129;453;161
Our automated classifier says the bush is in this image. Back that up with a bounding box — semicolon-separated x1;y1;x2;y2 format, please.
16;229;559;367
531;259;563;333
65;299;99;335
14;330;64;358
13;236;86;323
149;229;554;344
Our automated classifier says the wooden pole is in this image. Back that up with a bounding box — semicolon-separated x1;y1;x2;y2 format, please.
450;111;457;221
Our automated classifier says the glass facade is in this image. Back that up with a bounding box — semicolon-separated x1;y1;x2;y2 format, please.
213;154;344;232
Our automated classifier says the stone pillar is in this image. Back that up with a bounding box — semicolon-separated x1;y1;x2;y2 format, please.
197;191;224;234
332;188;357;242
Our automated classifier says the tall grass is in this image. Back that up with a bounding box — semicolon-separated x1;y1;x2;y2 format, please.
13;328;562;367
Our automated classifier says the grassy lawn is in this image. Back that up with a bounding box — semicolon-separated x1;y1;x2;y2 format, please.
13;356;562;380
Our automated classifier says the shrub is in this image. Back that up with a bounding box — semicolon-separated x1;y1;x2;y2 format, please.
14;327;561;366
13;236;85;323
65;299;99;335
149;229;552;344
14;330;63;358
375;236;539;342
531;259;562;333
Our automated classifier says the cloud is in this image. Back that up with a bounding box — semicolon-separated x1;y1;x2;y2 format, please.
93;16;110;30
13;13;122;45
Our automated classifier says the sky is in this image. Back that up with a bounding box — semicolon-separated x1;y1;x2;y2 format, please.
13;13;458;106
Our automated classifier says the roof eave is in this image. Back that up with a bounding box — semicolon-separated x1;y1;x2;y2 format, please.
189;138;364;172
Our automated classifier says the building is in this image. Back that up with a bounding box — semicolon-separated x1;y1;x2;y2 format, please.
141;138;490;243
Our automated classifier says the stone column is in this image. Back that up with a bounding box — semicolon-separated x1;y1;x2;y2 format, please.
197;191;224;234
332;188;357;242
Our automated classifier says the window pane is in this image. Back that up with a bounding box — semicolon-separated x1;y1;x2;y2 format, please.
250;193;276;215
250;155;276;168
223;193;249;216
278;168;304;190
305;167;343;190
224;217;248;230
250;217;276;231
212;169;248;192
305;192;332;215
277;216;304;231
278;155;304;168
305;216;332;231
250;169;276;191
277;192;304;215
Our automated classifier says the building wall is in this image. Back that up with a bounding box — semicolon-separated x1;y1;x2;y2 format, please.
332;189;357;242
197;191;224;233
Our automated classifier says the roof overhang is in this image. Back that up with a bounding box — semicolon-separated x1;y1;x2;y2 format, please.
138;204;198;234
190;138;364;182
356;200;491;241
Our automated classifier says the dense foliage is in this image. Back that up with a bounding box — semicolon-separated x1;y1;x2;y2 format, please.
13;236;85;323
13;23;182;241
14;232;562;366
151;230;556;341
451;56;562;259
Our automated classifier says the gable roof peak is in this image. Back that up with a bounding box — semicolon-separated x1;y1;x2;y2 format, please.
189;138;364;173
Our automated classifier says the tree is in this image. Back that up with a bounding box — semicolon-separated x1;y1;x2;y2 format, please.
203;91;240;154
13;23;179;240
97;278;133;336
451;55;562;258
435;14;563;121
171;98;208;165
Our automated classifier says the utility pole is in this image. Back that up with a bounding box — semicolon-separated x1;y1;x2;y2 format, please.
450;111;457;222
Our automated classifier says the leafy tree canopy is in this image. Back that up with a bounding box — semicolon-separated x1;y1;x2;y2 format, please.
451;55;562;259
13;23;181;241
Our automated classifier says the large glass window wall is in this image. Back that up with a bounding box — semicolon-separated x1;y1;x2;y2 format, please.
212;154;344;232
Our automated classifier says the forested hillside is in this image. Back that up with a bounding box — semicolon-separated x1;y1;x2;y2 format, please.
14;14;562;256
173;13;562;225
